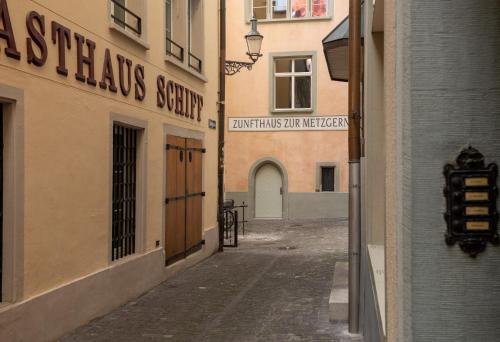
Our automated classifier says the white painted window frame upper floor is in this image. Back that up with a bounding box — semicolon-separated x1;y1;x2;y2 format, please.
109;0;150;49
165;0;207;82
246;0;333;23
270;52;317;114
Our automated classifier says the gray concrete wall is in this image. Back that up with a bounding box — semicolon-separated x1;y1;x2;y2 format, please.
288;193;348;220
405;1;500;341
225;192;348;220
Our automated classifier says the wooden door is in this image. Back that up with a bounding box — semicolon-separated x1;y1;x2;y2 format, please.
186;138;203;253
165;135;204;265
165;135;186;264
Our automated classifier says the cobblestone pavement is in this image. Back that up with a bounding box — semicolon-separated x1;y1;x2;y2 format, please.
61;219;359;342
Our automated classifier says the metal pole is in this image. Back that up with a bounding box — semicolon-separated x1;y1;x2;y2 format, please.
234;210;238;247
348;0;361;334
242;201;246;235
218;0;226;252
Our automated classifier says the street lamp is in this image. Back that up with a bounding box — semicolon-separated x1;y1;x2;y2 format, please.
225;17;264;75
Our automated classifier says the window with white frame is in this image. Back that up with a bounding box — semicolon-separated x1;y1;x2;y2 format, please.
252;0;329;20
274;56;312;111
188;0;203;73
166;0;172;43
165;0;204;74
110;0;143;37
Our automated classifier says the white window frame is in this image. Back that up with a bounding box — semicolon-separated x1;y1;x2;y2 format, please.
112;0;127;29
250;0;331;21
166;0;172;42
164;0;207;81
272;55;314;112
109;0;150;49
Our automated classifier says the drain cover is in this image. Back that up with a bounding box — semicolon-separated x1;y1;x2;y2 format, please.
278;246;298;250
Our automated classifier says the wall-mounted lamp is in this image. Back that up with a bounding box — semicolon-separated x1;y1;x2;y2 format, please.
225;17;264;76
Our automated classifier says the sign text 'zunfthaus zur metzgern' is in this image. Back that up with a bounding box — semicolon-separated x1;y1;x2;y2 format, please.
0;0;203;121
228;116;348;132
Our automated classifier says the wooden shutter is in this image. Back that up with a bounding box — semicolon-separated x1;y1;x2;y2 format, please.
165;136;204;265
186;138;203;253
165;136;186;264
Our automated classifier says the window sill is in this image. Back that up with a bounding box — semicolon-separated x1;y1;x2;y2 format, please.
109;252;142;266
367;244;386;338
165;55;208;83
249;16;332;24
271;109;314;115
109;23;150;50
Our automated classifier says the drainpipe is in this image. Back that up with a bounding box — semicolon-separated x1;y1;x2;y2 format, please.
348;0;361;334
218;0;226;252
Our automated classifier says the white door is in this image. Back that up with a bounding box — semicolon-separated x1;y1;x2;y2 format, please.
255;164;283;218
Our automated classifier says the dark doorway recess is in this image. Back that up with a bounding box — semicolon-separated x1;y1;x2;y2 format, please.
165;135;205;265
321;166;335;192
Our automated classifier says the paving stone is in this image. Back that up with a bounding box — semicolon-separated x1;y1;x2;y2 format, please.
61;219;360;342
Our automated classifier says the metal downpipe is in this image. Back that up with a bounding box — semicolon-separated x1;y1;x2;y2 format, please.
217;0;226;252
348;0;362;333
348;161;361;333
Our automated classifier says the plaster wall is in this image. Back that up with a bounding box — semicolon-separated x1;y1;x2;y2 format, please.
361;0;387;339
405;1;500;341
225;0;349;197
0;0;220;337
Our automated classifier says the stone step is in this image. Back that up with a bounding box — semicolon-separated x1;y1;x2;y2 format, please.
329;261;349;321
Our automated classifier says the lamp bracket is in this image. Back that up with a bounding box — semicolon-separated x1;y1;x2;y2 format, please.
225;60;255;76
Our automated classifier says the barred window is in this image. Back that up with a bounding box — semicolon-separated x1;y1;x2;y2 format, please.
112;124;137;261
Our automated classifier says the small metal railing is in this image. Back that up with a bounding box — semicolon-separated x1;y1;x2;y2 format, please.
189;52;203;73
223;200;248;248
223;200;238;247
110;0;142;36
233;202;248;236
166;38;185;62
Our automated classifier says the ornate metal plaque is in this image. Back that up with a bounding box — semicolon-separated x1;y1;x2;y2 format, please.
443;146;499;257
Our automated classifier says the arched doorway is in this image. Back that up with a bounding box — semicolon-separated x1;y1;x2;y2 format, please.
248;158;288;219
255;164;283;218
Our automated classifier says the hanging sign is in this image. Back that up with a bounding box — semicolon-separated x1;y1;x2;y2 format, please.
228;116;348;132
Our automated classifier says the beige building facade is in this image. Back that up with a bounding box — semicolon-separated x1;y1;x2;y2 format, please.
225;0;350;220
0;0;220;340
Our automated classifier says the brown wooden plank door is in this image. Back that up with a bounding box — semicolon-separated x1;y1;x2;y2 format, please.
165;135;186;264
186;138;203;254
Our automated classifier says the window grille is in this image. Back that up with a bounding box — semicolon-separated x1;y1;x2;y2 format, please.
166;38;184;62
189;53;203;73
112;124;137;261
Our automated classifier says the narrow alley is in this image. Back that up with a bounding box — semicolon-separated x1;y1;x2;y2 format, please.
61;220;354;342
